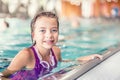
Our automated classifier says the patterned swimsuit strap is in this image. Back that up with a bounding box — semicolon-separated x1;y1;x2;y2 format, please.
50;49;57;67
31;46;40;65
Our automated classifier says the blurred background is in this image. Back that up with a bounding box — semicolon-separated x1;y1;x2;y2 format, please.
0;0;120;19
0;0;120;28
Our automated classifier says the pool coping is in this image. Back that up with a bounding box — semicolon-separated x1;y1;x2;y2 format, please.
39;44;120;80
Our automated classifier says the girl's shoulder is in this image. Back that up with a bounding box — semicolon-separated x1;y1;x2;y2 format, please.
52;46;61;53
18;47;33;57
20;47;34;59
52;46;61;61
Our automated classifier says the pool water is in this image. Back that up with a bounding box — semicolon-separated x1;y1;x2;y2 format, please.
0;18;120;73
0;18;31;71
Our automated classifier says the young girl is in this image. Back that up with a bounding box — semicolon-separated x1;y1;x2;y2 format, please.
0;12;102;80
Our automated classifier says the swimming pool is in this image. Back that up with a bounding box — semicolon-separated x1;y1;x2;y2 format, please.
0;18;120;78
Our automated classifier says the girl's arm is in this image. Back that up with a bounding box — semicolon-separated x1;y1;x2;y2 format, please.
76;54;103;63
60;54;102;63
1;48;31;78
1;69;15;78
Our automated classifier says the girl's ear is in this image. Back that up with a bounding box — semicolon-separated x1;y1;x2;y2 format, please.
31;32;36;45
31;32;35;41
31;32;34;38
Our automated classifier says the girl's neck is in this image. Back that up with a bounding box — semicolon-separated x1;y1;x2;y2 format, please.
34;45;51;58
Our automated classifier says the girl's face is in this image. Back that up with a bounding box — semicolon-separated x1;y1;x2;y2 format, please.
33;17;58;49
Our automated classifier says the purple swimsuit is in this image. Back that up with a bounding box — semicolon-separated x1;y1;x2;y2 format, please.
10;46;57;80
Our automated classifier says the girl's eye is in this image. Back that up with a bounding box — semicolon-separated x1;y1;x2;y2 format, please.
51;29;58;33
39;30;45;33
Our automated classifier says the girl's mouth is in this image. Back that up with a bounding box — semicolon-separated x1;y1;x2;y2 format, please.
44;40;54;45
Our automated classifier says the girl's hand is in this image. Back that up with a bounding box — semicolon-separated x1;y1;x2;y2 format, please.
0;72;3;77
76;54;103;63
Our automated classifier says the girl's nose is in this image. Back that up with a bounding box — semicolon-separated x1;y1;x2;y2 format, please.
45;31;52;38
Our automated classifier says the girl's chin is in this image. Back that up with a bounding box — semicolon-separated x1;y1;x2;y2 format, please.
44;47;52;50
44;45;54;49
43;43;55;49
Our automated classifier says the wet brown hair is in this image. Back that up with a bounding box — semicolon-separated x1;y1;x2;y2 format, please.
31;11;59;33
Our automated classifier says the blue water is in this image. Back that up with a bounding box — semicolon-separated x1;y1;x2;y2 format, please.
0;18;120;73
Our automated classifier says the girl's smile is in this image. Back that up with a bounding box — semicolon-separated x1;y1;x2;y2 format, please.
43;40;54;45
